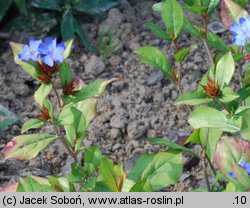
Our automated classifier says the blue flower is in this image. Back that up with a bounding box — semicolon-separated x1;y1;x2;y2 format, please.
228;171;237;180
38;38;66;67
230;17;250;46
228;161;250;180
239;161;250;175
18;38;42;61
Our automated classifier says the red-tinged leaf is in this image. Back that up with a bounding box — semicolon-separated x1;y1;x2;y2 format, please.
214;136;250;190
3;134;58;161
73;78;85;91
221;0;249;29
0;183;18;192
214;137;250;171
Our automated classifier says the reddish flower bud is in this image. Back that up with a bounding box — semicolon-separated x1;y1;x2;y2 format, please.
200;77;221;98
38;108;51;121
37;74;51;83
63;81;79;95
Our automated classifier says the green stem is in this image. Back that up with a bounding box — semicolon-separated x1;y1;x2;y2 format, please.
60;136;78;163
51;81;78;163
52;83;63;109
202;15;214;65
202;128;211;192
172;40;192;113
215;97;231;114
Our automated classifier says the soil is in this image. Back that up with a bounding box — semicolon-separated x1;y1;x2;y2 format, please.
0;0;235;191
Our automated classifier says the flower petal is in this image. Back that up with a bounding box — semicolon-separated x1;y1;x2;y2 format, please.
18;53;30;61
230;23;244;35
52;38;57;50
29;39;41;51
239;161;250;175
239;17;246;25
30;51;40;61
38;44;49;55
228;172;237;180
232;35;246;46
56;43;66;54
42;55;54;67
45;37;52;46
54;53;64;63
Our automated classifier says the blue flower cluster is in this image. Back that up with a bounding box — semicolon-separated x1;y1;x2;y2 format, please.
230;17;250;46
228;161;250;180
18;38;66;67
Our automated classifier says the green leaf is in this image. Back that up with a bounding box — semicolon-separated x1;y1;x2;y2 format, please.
74;0;118;15
34;83;53;107
216;52;235;88
94;157;126;192
221;0;249;28
175;91;211;105
182;0;196;6
152;2;164;12
240;109;250;142
233;0;248;7
0;0;13;22
74;98;97;127
71;162;86;181
128;151;183;191
229;85;250;112
225;182;238;192
199;128;222;161
31;0;62;11
0;104;21;131
59;61;73;87
182;18;229;53
241;74;250;85
129;180;153;192
71;78;120;104
235;105;250;114
70;99;97;151
191;187;210;192
135;47;172;80
21;118;44;134
58;106;86;146
84;146;102;177
220;87;239;103
145;22;171;41
206;0;220;17
207;31;229;53
49;176;75;192
174;45;197;62
9;42;40;80
57;107;82;125
185;129;200;144
214;137;250;190
74;19;96;52
145;137;199;158
61;10;75;41
188;106;240;133
17;176;53;192
3;134;57;160
162;0;184;39
183;18;199;38
183;4;207;14
81;178;97;192
63;39;74;59
14;0;27;15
